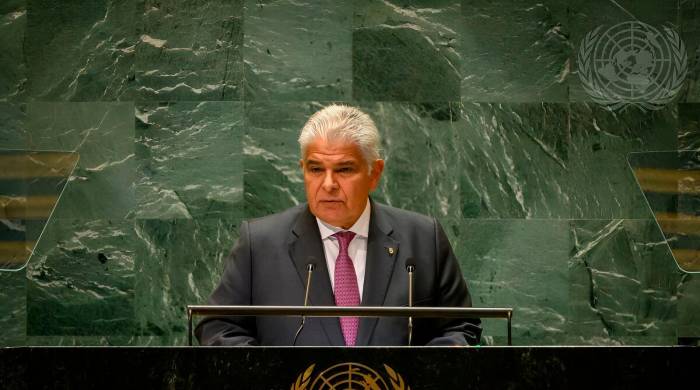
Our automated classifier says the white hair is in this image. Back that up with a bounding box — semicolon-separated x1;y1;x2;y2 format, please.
298;104;381;173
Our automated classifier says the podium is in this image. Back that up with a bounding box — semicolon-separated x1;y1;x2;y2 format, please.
1;346;696;388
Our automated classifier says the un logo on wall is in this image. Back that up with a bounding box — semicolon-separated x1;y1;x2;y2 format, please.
577;21;687;111
291;362;410;390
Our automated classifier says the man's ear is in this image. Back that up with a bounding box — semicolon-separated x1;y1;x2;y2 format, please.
369;159;385;190
299;159;304;170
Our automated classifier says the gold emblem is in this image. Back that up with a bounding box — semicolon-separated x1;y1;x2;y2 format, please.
291;362;409;390
387;247;395;256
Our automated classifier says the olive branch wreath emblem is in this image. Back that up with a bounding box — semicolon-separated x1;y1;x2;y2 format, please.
577;22;687;111
291;363;410;390
383;364;410;390
291;364;315;390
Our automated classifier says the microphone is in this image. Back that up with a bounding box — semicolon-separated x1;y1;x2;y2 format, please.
293;257;317;346
405;258;416;346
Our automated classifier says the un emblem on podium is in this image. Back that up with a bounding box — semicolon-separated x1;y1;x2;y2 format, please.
291;362;410;390
577;20;687;111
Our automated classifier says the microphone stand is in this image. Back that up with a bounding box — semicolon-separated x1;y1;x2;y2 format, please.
407;264;415;346
293;263;315;345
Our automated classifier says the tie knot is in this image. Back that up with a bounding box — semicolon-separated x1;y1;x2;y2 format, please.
333;231;356;250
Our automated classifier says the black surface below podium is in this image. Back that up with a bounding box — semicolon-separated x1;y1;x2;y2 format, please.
1;347;697;389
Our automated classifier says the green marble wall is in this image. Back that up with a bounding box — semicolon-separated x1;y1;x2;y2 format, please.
1;0;698;346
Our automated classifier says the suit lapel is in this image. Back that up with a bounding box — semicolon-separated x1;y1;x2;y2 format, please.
356;201;399;346
288;205;344;346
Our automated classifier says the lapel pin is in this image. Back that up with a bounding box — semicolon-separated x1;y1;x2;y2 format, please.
387;247;395;256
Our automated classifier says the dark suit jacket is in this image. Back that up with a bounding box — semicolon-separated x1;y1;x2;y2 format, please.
195;200;482;346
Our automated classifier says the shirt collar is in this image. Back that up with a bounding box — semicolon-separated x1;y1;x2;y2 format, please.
316;199;371;240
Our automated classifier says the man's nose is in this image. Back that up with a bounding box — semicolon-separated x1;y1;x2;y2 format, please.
321;170;338;192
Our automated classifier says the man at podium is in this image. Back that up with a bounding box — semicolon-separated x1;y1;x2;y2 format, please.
196;105;482;346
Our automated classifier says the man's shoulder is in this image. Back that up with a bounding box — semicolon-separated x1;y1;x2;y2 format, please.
246;203;308;234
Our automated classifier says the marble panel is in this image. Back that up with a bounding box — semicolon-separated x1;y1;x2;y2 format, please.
364;102;461;223
24;334;187;346
134;101;243;219
679;103;700;149
567;219;682;345
457;103;570;218
133;218;239;341
26;102;135;219
0;0;26;102
568;103;678;218
455;219;571;345
353;0;461;101
136;0;244;101
0;102;26;149
453;217;689;345
681;0;699;102
243;101;315;219
26;218;140;335
460;0;570;102
25;0;136;101
0;269;26;346
677;272;700;339
244;0;351;101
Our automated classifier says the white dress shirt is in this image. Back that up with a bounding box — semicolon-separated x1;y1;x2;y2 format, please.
315;199;371;300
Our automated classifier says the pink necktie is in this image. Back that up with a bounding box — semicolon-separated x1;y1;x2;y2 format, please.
333;231;360;346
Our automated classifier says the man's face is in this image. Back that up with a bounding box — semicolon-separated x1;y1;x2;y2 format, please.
300;137;384;229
